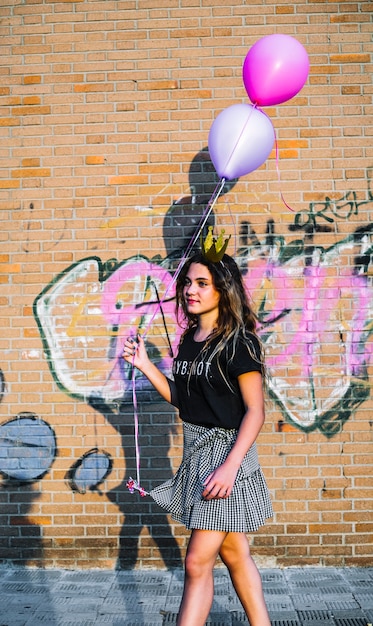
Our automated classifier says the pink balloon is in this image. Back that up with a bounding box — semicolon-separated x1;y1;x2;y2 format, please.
208;103;275;180
243;34;309;106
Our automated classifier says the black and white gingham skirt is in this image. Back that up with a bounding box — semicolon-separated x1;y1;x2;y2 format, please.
150;421;273;532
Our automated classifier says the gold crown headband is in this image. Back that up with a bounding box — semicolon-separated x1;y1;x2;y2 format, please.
201;226;231;263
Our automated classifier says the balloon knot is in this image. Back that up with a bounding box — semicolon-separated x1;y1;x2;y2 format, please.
126;477;148;497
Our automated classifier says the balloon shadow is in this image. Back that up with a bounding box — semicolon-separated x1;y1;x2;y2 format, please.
163;147;237;264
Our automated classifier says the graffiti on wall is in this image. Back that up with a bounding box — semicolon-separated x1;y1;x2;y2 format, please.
0;407;113;494
33;220;372;439
0;413;56;482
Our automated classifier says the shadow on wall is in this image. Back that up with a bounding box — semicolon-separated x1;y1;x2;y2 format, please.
0;412;57;569
0;481;57;622
163;147;238;264
89;395;183;569
97;150;238;568
1;152;231;570
86;149;237;570
1;482;44;566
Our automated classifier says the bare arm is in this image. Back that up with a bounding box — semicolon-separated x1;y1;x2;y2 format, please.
202;370;265;500
122;335;179;407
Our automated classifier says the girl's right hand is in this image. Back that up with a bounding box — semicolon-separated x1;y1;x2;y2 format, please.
122;334;148;371
122;333;176;406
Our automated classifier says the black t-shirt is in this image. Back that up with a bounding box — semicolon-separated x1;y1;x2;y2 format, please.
172;329;263;430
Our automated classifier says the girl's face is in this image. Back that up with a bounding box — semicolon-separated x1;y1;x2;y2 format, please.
183;263;220;318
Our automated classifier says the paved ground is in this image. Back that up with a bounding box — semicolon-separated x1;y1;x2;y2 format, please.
0;566;372;625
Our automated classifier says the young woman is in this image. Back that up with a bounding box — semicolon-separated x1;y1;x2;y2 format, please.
123;250;273;626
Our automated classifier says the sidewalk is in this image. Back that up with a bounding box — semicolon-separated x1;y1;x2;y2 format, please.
0;566;372;625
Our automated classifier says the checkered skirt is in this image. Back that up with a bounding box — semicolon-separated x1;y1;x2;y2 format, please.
150;421;273;532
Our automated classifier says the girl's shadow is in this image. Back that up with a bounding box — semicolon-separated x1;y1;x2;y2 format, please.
88;393;182;569
90;150;237;570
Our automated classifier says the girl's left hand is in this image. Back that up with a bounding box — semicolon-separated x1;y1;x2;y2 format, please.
202;463;238;500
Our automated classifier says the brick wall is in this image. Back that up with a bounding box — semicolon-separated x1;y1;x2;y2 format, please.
0;0;372;569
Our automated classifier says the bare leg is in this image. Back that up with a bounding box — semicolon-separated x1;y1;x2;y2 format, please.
176;529;227;626
219;532;271;626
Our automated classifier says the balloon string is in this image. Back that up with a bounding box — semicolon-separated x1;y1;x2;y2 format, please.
101;178;226;400
126;357;149;497
126;176;226;496
273;129;295;213
153;283;174;357
250;104;294;214
222;197;237;257
140;176;226;341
